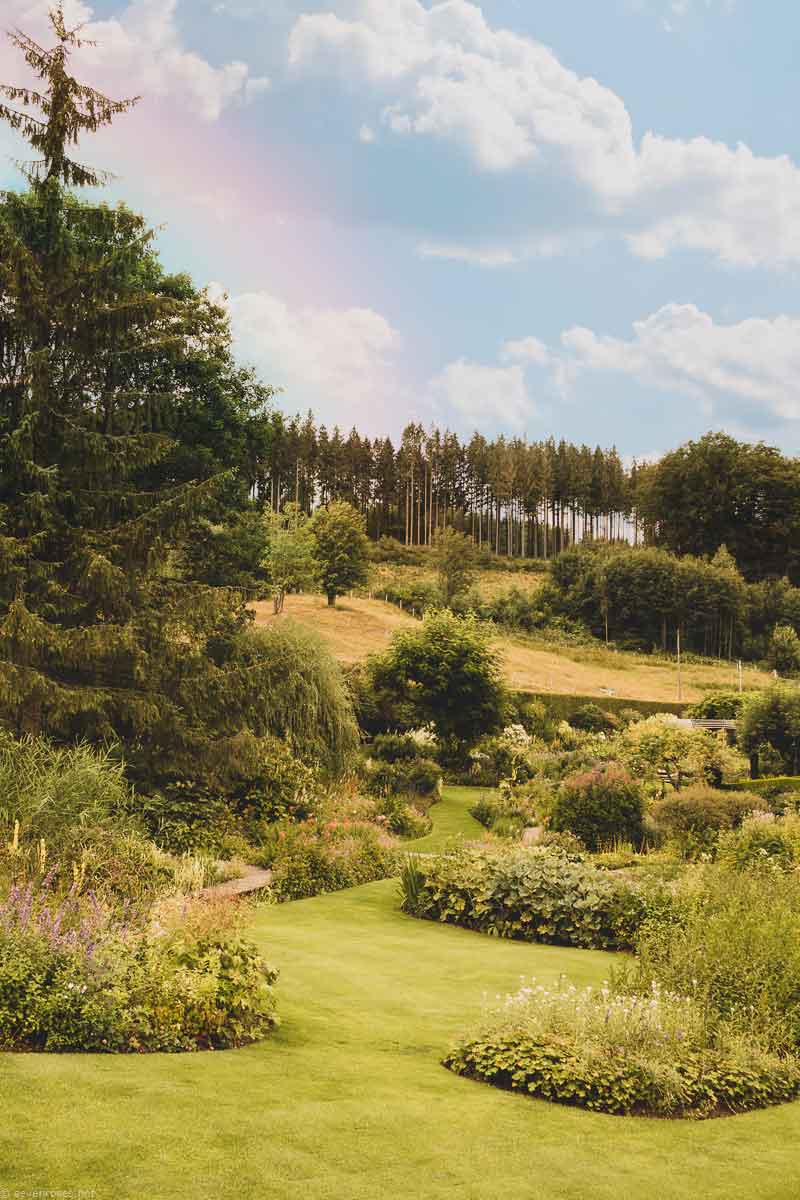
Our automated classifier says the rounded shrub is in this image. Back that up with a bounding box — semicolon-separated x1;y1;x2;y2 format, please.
651;785;768;859
570;703;618;734
550;765;645;852
363;757;442;799
371;733;426;764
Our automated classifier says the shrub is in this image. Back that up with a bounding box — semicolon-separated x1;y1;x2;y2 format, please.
139;739;319;853
469;781;546;838
651;785;768;859
686;691;745;721
371;733;428;764
444;979;800;1118
767;625;800;677
399;845;663;951
550;766;645;852
616;714;749;790
373;795;432;839
570;703;618;734
371;610;509;762
739;685;800;777
0;881;279;1052
716;811;800;871
733;776;800;805
260;820;398;901
238;622;360;775
627;866;800;1052
463;725;536;788
362;757;442;800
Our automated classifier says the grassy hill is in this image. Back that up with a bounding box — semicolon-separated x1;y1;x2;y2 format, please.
252;593;774;703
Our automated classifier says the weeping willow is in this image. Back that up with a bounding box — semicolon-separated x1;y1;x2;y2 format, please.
240;622;359;776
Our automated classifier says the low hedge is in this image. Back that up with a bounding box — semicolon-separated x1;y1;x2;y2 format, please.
444;1032;800;1118
400;846;667;950
512;692;687;723
732;777;800;802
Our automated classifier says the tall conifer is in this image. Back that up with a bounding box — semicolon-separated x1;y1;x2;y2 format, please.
0;6;280;785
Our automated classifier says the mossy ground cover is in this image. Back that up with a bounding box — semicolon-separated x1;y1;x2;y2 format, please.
2;789;799;1199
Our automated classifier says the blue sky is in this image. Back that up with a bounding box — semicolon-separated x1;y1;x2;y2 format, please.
2;1;800;455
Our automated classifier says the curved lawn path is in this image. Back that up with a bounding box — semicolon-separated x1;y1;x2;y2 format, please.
407;783;489;850
2;787;800;1199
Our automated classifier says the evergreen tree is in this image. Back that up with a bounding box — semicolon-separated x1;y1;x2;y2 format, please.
0;7;289;787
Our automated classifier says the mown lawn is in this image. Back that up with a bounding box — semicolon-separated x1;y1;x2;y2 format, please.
2;789;799;1199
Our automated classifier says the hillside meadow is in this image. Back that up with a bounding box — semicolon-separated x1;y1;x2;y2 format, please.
253;592;774;703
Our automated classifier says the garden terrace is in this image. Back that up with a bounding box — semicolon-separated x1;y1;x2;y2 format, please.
4;787;799;1200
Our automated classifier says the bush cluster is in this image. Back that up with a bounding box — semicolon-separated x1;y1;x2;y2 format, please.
138;737;319;854
400;845;665;951
0;880;279;1053
260;820;398;901
627;866;800;1052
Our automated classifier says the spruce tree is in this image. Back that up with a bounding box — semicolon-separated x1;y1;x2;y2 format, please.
0;6;282;787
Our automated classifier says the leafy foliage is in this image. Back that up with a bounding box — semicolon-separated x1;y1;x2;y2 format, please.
652;785;768;859
627;866;800;1052
739;685;800;777
400;845;662;950
550;766;644;851
444;979;800;1118
236;622;360;776
372;610;508;758
767;626;800;677
261;503;318;614
636;432;800;584
0;11;289;791
261;820;397;901
0;882;278;1052
310;501;370;607
616;715;748;790
431;527;479;604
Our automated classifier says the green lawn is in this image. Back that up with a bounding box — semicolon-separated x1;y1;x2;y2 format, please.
3;788;800;1199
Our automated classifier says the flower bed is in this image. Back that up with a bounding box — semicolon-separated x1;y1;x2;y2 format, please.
0;877;278;1053
444;979;800;1118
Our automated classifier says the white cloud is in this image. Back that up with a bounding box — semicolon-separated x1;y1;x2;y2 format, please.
558;304;800;420
428;359;534;431
502;336;550;366
417;242;517;268
208;284;401;428
359;123;376;143
416;235;573;268
290;0;800;267
1;0;269;122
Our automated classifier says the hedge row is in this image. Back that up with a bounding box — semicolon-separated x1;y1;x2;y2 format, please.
512;691;687;722
732;777;800;800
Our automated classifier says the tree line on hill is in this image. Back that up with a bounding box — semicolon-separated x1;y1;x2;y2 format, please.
244;418;800;584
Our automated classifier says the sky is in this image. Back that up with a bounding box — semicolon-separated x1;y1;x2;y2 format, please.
1;0;800;456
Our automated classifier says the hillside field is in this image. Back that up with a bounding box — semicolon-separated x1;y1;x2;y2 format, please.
252;593;774;703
